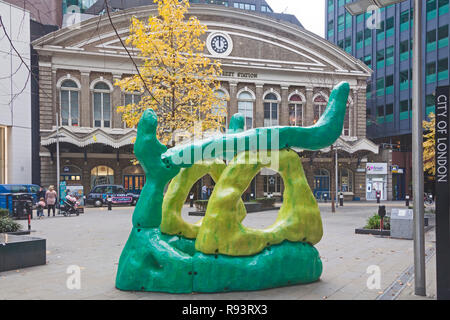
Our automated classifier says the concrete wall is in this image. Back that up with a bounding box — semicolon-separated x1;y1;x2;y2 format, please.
0;0;32;184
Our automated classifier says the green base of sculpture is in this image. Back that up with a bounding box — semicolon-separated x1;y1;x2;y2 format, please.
116;228;322;293
115;82;350;294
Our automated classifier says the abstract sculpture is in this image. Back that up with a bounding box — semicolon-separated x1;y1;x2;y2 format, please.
116;82;350;293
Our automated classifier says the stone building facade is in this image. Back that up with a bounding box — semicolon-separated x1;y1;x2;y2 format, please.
33;4;381;200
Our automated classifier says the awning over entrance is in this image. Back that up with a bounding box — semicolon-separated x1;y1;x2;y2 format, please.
292;137;379;155
41;127;137;149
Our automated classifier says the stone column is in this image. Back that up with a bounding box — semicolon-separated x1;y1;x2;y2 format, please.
305;87;314;126
52;70;57;126
80;72;91;128
352;89;359;137
112;74;123;129
280;86;289;126
255;84;264;128
229;82;238;117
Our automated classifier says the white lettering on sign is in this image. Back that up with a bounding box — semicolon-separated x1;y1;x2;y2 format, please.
436;93;449;183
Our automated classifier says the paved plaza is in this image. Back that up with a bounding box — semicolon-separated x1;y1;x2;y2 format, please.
0;202;437;300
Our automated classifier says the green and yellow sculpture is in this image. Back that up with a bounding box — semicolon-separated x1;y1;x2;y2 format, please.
115;82;350;293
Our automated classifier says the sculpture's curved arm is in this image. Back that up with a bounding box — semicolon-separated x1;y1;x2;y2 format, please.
162;82;349;168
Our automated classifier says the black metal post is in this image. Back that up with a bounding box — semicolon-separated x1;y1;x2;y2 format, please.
435;85;450;300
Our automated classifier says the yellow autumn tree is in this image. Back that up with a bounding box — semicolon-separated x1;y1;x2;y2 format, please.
423;113;435;175
116;0;225;145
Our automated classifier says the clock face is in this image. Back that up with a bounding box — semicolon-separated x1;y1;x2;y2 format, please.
211;35;229;54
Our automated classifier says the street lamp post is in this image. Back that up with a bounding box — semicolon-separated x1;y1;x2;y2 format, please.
345;0;426;296
56;112;61;216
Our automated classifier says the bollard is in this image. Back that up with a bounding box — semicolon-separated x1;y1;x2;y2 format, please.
378;205;386;231
189;194;194;208
376;191;381;204
107;198;112;211
339;193;344;207
323;194;328;203
28;213;31;231
405;195;410;207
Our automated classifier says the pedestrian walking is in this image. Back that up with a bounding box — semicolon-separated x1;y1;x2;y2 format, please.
45;185;58;217
201;185;207;200
36;198;46;219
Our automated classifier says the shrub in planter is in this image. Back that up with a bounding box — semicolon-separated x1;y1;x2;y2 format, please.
194;200;208;212
254;198;276;208
0;216;22;233
364;214;390;230
0;208;10;218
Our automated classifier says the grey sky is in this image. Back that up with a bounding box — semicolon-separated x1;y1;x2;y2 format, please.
266;0;325;37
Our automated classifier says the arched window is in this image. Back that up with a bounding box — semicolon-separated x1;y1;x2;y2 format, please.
343;99;352;136
264;92;279;127
313;94;328;124
339;168;353;193
289;94;304;126
238;91;254;130
90;165;114;188
93;82;111;128
213;89;228;132
60;80;79;126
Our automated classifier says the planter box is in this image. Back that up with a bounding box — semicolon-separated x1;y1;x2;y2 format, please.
355;228;391;236
0;234;46;272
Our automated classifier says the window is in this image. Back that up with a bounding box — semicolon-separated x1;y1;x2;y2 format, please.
338;14;345;32
93;82;111;128
427;0;437;20
356;31;363;49
438;58;449;81
377;105;385;123
345;36;352;53
427;29;437;52
439;0;449;15
213;89;228;132
313;95;328;124
264;93;279;127
90;166;114;188
400;40;410;61
386;46;394;66
376;49;385;69
263;174;282;195
289;94;304;127
400;99;409;120
343;100;351;136
339;168;353;193
400;70;409;91
386;75;394;95
438;25;449;48
426;61;436;83
386;103;394;122
386;17;394;38
400;9;410;31
238;91;254;130
363;54;372;69
376;77;385;96
426;94;436;115
60;79;79;126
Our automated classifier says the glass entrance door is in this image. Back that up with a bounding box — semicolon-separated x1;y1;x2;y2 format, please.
123;175;145;194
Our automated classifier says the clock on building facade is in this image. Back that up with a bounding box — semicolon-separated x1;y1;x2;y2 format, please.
207;32;233;56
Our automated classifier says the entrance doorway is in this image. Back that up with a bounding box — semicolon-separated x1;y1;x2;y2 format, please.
123;175;145;194
314;169;330;200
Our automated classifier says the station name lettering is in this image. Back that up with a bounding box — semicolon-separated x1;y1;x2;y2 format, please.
223;71;258;79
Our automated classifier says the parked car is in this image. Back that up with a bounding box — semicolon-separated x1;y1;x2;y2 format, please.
86;185;139;207
0;184;45;204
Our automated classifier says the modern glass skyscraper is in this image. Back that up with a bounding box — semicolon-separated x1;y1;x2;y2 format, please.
326;0;449;141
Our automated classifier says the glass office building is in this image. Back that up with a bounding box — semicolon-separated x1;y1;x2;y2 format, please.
326;0;449;198
326;0;449;139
